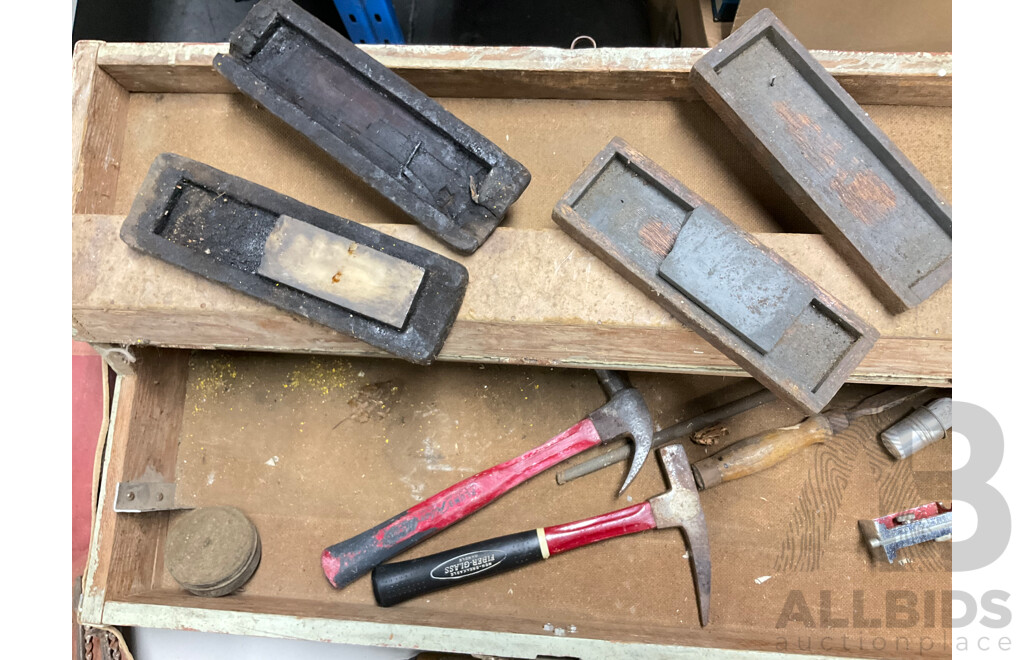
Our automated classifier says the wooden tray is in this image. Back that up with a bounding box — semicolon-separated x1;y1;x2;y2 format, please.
81;348;952;657
75;40;953;658
72;41;952;386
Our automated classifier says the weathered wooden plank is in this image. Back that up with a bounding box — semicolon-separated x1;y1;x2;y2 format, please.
691;10;952;311
72;40;130;214
72;214;951;386
94;42;952;106
95;600;811;659
80;350;192;622
80;377;131;625
553;138;878;412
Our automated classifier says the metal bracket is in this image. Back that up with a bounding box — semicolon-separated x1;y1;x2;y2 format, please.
114;482;191;513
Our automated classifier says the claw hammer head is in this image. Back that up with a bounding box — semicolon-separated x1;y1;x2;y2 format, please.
649;444;713;626
588;371;654;495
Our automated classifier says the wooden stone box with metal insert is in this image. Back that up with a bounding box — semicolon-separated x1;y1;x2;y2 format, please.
553;138;879;414
120;153;468;364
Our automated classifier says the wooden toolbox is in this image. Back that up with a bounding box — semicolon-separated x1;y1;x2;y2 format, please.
74;41;953;657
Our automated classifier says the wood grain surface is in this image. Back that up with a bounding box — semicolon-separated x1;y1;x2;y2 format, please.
93;41;952;107
90;350;951;657
72;80;949;383
74;214;950;385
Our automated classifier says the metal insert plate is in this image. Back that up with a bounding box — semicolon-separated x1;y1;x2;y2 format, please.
658;207;814;354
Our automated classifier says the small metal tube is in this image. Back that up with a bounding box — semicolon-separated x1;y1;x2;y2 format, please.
879;397;952;460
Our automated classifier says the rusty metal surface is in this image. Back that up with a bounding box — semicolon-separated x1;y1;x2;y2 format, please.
691;9;952;312
658;206;814;354
121;154;468;364
587;386;654;495
214;0;531;255
648;444;712;626
552;138;878;414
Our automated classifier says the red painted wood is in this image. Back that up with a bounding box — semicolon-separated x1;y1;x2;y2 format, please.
543;501;657;556
72;343;104;577
373;417;603;547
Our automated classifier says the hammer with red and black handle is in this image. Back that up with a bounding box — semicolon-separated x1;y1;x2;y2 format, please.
321;371;654;590
371;444;712;626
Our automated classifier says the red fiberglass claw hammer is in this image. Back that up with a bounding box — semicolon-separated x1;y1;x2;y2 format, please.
322;371;654;590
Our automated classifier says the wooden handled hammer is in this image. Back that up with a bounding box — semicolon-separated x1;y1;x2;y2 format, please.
322;371;655;590
371;445;713;626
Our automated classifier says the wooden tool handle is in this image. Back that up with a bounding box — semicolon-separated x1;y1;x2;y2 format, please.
371;503;656;606
691;415;833;490
322;418;603;590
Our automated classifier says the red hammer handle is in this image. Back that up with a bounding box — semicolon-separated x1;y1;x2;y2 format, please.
323;418;603;589
370;502;657;606
544;501;656;554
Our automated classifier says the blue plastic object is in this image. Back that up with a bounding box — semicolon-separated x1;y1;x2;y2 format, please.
711;0;740;22
333;0;405;44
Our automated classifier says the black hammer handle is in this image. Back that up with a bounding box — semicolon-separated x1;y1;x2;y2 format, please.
372;530;545;606
372;502;656;606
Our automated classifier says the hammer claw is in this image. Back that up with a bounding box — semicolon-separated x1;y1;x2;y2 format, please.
589;387;655;495
618;430;653;495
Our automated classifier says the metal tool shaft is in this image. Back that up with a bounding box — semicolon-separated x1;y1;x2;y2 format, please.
557;389;775;485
